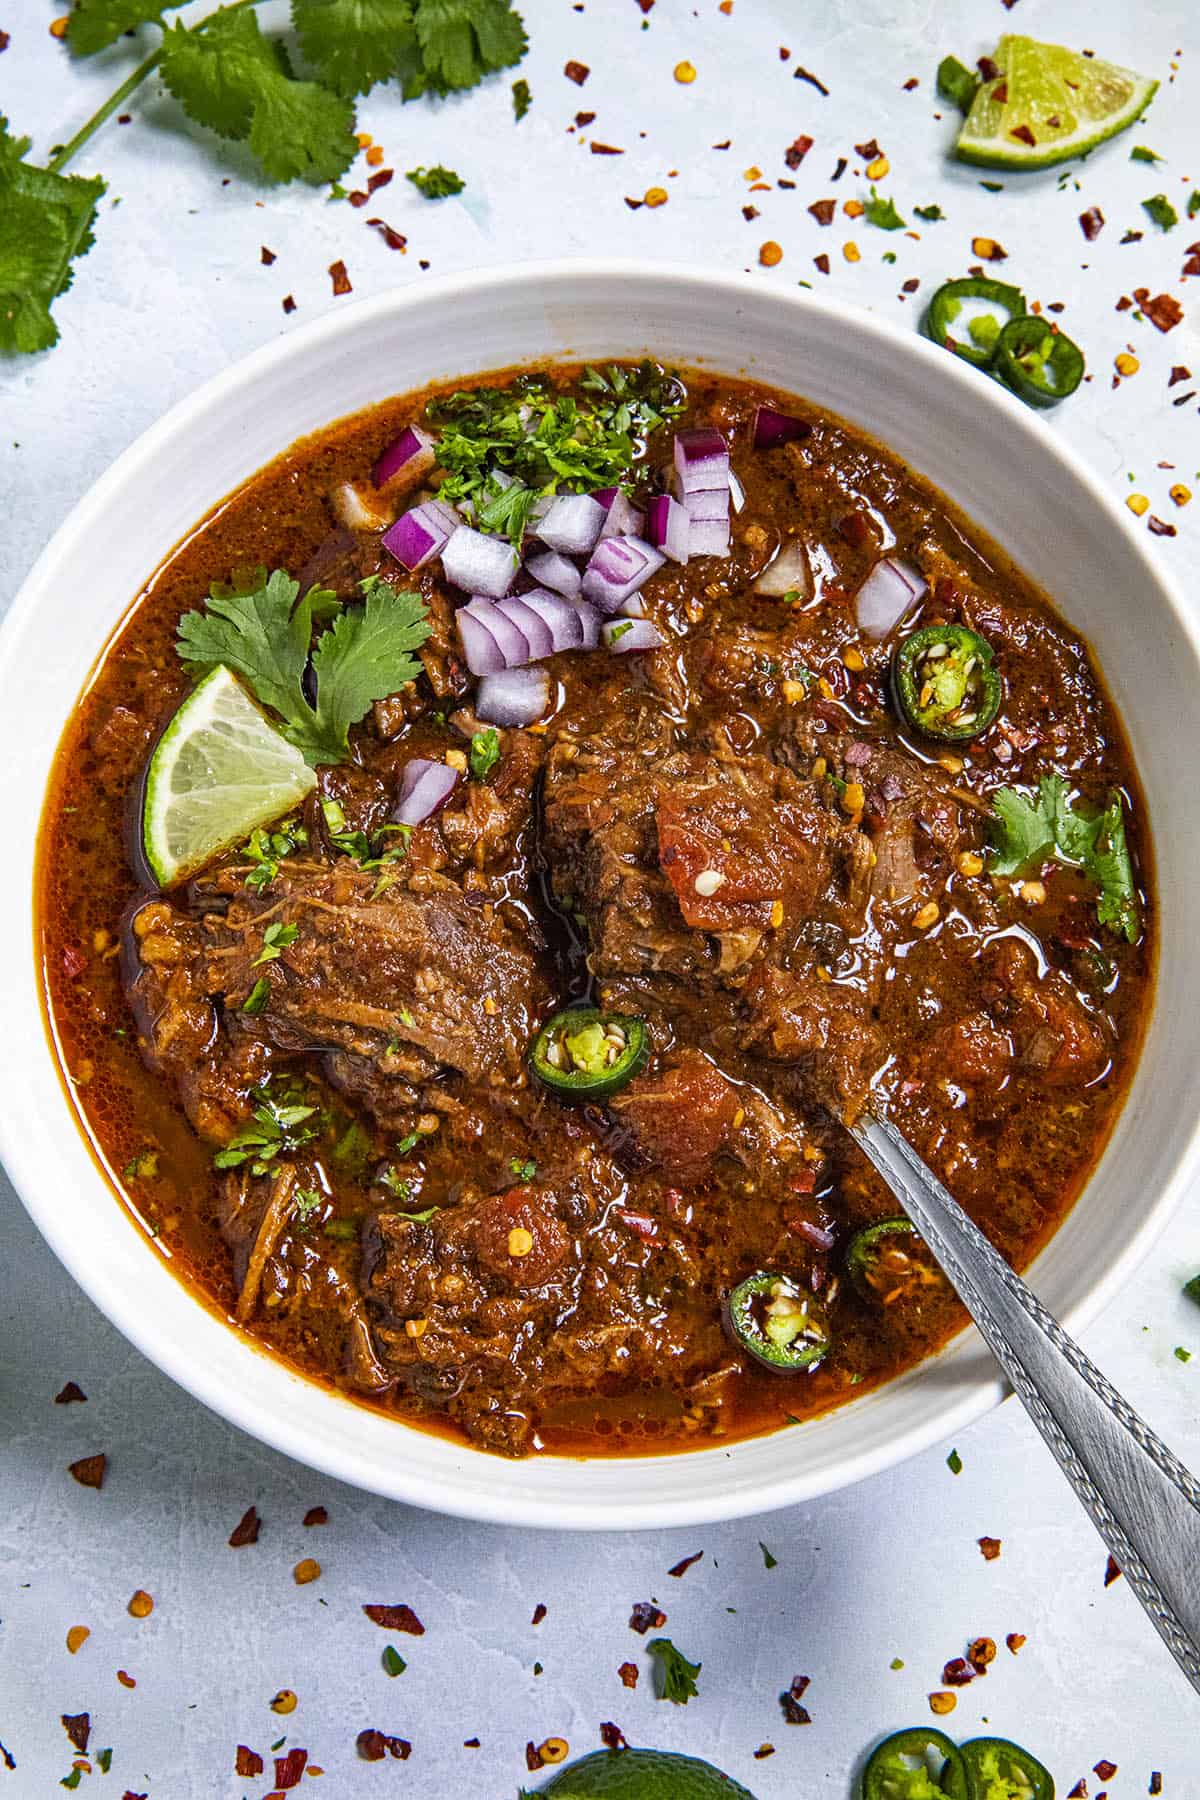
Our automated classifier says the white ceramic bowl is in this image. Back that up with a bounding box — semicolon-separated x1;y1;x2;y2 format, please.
4;261;1199;1530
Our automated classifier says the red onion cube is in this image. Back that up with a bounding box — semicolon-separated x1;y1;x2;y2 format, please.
441;524;519;598
855;557;928;641
454;607;507;676
373;425;437;492
462;597;530;665
603;617;666;653
752;406;811;451
688;516;731;558
674;427;730;495
495;593;555;660
382;498;460;571
511;586;585;652
682;487;730;524
645;493;690;564
563;598;602;648
394;757;459;825
330;481;395;533
526;549;583;599
581;535;666;614
599;490;646;540
475;667;551;727
537;493;606;556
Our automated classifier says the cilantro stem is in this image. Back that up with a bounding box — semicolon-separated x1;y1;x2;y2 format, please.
47;0;262;174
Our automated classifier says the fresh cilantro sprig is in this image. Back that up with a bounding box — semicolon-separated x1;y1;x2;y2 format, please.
213;1078;322;1173
989;773;1139;942
469;727;501;780
647;1637;702;1704
177;568;430;767
0;117;106;353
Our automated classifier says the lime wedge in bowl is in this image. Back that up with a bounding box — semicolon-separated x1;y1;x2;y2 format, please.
955;35;1157;171
142;665;316;887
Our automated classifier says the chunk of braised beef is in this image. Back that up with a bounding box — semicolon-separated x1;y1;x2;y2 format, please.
610;1053;741;1181
981;939;1107;1087
739;962;885;1121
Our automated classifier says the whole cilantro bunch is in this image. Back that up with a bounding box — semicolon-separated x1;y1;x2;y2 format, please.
2;0;527;355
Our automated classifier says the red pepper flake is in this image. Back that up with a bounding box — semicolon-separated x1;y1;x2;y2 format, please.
0;29;9;50
328;261;352;296
282;296;296;314
574;111;596;126
121;1793;148;1799
1067;1785;1088;1799
1169;363;1193;387
1094;1763;1117;1782
591;142;624;155
367;168;393;192
668;1550;703;1578
1150;1775;1163;1795
901;277;920;294
742;205;760;221
808;198;835;225
754;1745;776;1760
363;1603;425;1634
793;65;829;97
636;0;654;11
62;944;88;979
1139;291;1184;332
624;198;643;210
55;1381;87;1404
978;55;1001;80
713;138;731;150
1148;516;1177;537
366;218;407;251
978;1536;1002;1560
356;1730;411;1762
785;135;813;168
942;1657;975;1686
1104;1554;1122;1585
531;1602;547;1626
68;1453;106;1489
274;1748;308;1788
780;1673;812;1724
464;1737;480;1748
302;1505;328;1527
347;190;368;207
564;60;589;85
615;1208;659;1241
831;156;847;181
599;1723;628;1751
235;1747;264;1777
228;1505;260;1547
854;137;881;160
813;253;830;274
260;245;277;265
116;1669;136;1689
618;1661;638;1688
525;1741;545;1771
903;76;919;90
779;46;790;60
1005;1632;1027;1655
1183;253;1200;277
1079;207;1104;241
61;1715;90;1754
1115;295;1133;312
629;1601;666;1633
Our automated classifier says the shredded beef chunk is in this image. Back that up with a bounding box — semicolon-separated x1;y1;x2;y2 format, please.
981;938;1108;1086
740;962;885;1121
610;1053;741;1180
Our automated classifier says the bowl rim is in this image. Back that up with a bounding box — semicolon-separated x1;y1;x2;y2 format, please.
6;257;1200;1529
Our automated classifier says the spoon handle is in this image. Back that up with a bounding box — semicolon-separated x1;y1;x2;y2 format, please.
852;1113;1200;1697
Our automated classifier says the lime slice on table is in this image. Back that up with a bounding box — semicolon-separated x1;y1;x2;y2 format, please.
954;35;1157;171
534;1748;757;1800
142;664;315;888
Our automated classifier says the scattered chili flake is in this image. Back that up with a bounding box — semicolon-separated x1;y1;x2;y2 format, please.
363;1603;424;1634
1095;1763;1117;1782
328;261;352;297
903;76;919;90
843;241;860;263
348;190;368;207
972;236;1006;260
942;1657;975;1686
127;1590;153;1618
636;0;654;11
66;1626;90;1654
1140;292;1184;332
116;1670;136;1689
644;187;668;208
229;1505;261;1547
575;110;595;126
274;1747;308;1788
49;14;69;36
55;1382;87;1404
831;156;847;181
293;1559;321;1585
282;296;296;314
1127;493;1150;516
742;205;760;221
270;1690;297;1715
713;138;731;149
624;198;643;210
780;1673;812;1725
785;135;813;168
600;1723;628;1751
1104;1554;1122;1586
261;246;277;265
1067;1783;1088;1798
1079;207;1104;241
1006;1632;1026;1653
1115;295;1133;312
793;65;829;96
525;1742;545;1771
1150;1775;1163;1795
366;218;406;251
235;1747;264;1777
61;1716;90;1754
1170;483;1191;506
591;142;624;155
61;944;87;978
464;1737;480;1748
808;198;835;225
929;1691;956;1714
630;1602;667;1633
618;1662;638;1688
303;1506;328;1527
356;1730;411;1762
1115;352;1140;376
564;60;589;85
674;60;696;83
968;1636;996;1670
901;277;920;294
1148;516;1177;537
978;1536;1002;1560
0;29;8;49
68;1453;106;1490
854;138;881;160
668;1551;703;1577
531;1602;547;1625
1009;123;1036;147
814;253;830;274
759;239;782;264
754;1745;775;1760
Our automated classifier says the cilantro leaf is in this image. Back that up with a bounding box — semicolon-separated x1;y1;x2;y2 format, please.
989;776;1139;941
512;76;531;119
936;54;978;113
648;1637;701;1704
0;117;106;355
177;568;429;766
406;163;465;197
1142;192;1178;231
67;0;186;56
292;0;419;98
988;783;1055;877
914;202;944;221
254;921;300;964
1090;794;1138;943
409;0;527;98
160;8;358;186
213;1078;320;1173
242;975;272;1014
864;186;906;230
469;727;501;780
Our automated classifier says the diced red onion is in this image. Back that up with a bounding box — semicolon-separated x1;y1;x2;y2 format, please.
854;557;928;641
603;617;666;654
563;597;602;648
729;470;745;514
475;667;551;727
682;487;730;524
645;494;690;564
382;498;461;571
688;517;731;557
674;427;730;495
525;549;582;599
581;534;665;614
794;1217;836;1251
330;481;395;533
510;586;585;652
373;425;437;492
752;405;812;451
598;490;646;540
455;607;507;676
441;524;518;599
592;486;618;509
462;597;530;665
394;757;459;826
537;493;606;555
495;594;555;660
753;539;812;598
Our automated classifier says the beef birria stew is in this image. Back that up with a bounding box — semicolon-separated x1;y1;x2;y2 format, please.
38;362;1152;1459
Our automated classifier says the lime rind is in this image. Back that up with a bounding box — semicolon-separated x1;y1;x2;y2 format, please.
955;34;1158;171
142;664;316;887
540;1748;757;1800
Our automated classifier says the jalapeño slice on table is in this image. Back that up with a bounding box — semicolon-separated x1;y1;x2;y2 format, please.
862;1727;969;1799
892;624;1002;741
923;277;1027;369
725;1271;832;1372
992;315;1085;407
959;1738;1054;1800
530;1007;650;1101
846;1219;947;1306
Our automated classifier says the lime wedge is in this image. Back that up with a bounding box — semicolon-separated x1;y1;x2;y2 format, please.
539;1748;757;1799
954;35;1157;170
142;665;316;887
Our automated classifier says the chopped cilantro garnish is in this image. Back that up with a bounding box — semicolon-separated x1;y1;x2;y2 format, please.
242;975;272;1015
512;76;531;119
1142;193;1178;231
321;796;411;869
889;1657;904;1671
989;775;1138;942
979;180;1004;192
510;1156;537;1180
122;1148;159;1182
469;727;502;780
333;1119;372;1177
648;1637;701;1704
407;163;465;198
759;1542;778;1569
914;202;944;221
242;815;307;891
60;1772;83;1792
881;251;897;264
1175;1346;1192;1364
254;920;300;965
178;570;429;768
395;1131;421;1155
1189;191;1200;218
864;186;905;230
212;1077;320;1174
382;1645;407;1676
293;1188;324;1229
936;54;978;114
947;1447;963;1475
95;1750;112;1774
1130;145;1162;163
609;619;635;642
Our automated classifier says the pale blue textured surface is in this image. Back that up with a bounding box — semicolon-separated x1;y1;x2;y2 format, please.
2;0;1198;1792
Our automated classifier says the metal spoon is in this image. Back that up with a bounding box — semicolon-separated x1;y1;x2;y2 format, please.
852;1110;1200;1697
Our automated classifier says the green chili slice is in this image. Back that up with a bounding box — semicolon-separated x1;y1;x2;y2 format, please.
846;1219;948;1306
530;1007;649;1101
992;315;1084;407
862;1727;970;1800
959;1738;1054;1800
725;1271;831;1372
923;278;1027;369
892;624;1002;742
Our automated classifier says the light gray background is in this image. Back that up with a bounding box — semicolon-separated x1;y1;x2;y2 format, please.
3;0;1198;1792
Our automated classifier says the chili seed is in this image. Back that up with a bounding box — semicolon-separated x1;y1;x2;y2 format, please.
911;901;940;931
539;1738;570;1764
1018;879;1046;905
404;1317;428;1338
674;60;696;83
1170;483;1191;506
841;782;866;816
843;241;861;262
843;199;865;218
644;187;668;207
929;1690;956;1714
866;155;890;179
769;900;784;928
1126;493;1150;516
1114;352;1139;376
66;1626;90;1654
694;868;727;896
508;1228;534;1258
956;851;984;877
759;241;784;267
271;1689;298;1714
293;1559;321;1585
127;1590;154;1619
842;646;865;671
